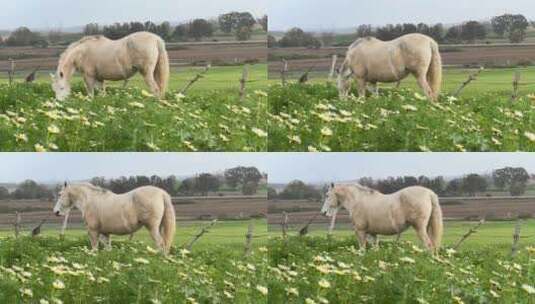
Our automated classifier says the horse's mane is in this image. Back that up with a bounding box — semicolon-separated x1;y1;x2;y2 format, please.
349;36;376;49
60;35;105;62
73;182;110;194
346;183;377;195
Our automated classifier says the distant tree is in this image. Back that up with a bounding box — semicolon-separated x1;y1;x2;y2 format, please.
236;26;252;41
492;167;530;196
444;25;462;43
461;21;487;42
189;19;214;41
11;180;52;200
445;178;463;196
241;181;258;195
320;32;335;46
462;174;488;196
156;21;172;41
0;186;9;199
492;14;529;42
196;173;220;196
219;12;256;34
267;187;277;200
356;24;374;38
509;29;526;43
84;23;101;35
173;24;190;41
278;180;321;200
491;15;509;37
90;177;107;188
278;27;321;48
129;21;145;33
427;23;444;42
144;21;158;34
47;30;63;44
402;23;418;35
224;166;262;189
178;177;197;195
258;15;268;32
267;35;277;48
5;27;41;46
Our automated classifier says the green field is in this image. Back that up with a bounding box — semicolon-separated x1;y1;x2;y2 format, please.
0;220;268;303
0;64;269;152
268;220;535;303
269;68;535;152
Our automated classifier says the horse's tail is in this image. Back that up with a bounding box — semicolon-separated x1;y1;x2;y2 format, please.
154;38;170;98
160;192;176;255
427;40;442;100
427;193;443;250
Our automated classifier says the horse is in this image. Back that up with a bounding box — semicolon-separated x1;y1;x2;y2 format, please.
53;182;176;255
51;31;169;101
321;183;443;252
337;33;442;101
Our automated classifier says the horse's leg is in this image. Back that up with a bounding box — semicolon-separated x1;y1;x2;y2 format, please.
147;224;164;253
100;234;112;251
142;63;161;97
83;75;96;98
415;72;434;100
356;78;367;98
395;80;401;89
355;229;368;250
395;233;402;242
369;234;379;247
88;229;99;251
369;82;379;96
128;233;134;241
414;224;434;251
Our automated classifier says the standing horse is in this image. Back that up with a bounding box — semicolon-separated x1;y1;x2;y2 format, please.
51;31;169;100
53;182;176;255
321;183;443;252
337;33;442;101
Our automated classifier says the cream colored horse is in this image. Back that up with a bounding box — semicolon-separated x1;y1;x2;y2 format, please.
337;33;442;101
53;182;176;255
321;183;443;252
51;31;169;100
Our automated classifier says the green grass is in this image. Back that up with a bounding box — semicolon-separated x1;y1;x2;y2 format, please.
0;65;269;152
0;220;268;303
268;74;535;151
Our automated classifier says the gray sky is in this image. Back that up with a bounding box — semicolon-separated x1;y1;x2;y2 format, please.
269;0;535;31
0;153;268;183
267;153;535;184
1;0;266;30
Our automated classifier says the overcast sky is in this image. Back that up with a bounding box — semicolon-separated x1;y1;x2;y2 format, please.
269;0;535;31
0;0;266;30
0;153;268;183
266;153;535;184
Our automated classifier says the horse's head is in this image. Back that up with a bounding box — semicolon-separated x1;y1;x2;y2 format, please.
53;182;74;216
51;71;71;101
321;183;340;216
336;67;352;99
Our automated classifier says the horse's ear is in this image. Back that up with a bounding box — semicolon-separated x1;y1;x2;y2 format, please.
64;181;68;188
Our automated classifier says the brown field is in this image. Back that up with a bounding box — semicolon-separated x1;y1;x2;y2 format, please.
0;40;266;72
0;195;267;229
267;196;535;228
268;44;535;76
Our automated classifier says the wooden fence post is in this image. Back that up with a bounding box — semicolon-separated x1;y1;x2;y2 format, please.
8;58;15;86
186;219;218;251
239;65;249;102
179;64;211;95
453;219;485;250
328;54;338;81
511;219;522;257
511;71;520;102
452;67;484;97
244;222;254;256
14;211;21;238
281;211;288;238
281;59;288;86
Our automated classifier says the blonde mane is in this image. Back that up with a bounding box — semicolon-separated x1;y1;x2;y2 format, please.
71;182;110;194
59;35;105;62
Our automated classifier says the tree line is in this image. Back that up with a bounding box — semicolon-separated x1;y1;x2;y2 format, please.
269;167;532;200
0;11;266;47
269;13;534;48
0;166;265;200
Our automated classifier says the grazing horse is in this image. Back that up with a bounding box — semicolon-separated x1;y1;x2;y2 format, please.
51;31;169;100
321;183;443;252
53;182;176;255
337;33;442;101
